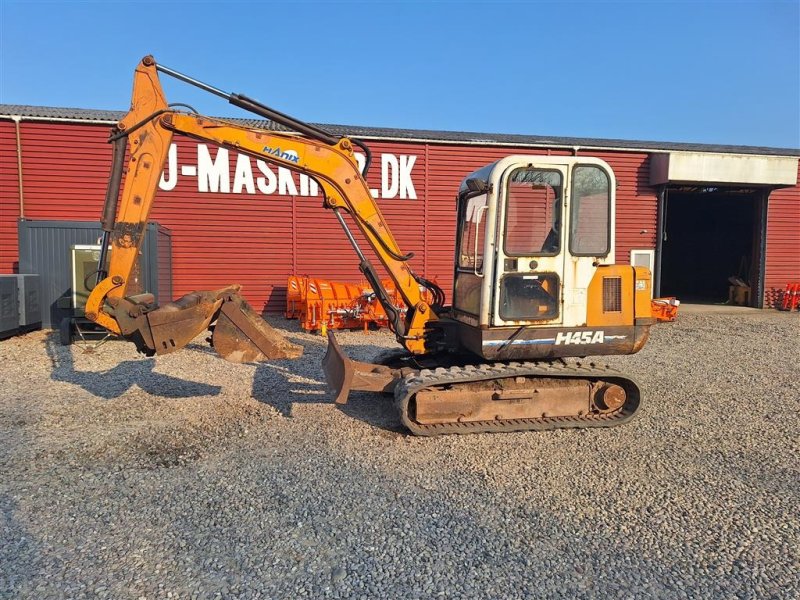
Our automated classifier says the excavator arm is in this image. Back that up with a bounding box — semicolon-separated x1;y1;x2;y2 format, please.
86;56;439;365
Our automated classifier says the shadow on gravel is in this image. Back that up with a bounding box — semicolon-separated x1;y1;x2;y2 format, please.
336;391;406;435
44;334;222;400
0;495;39;595
250;335;406;434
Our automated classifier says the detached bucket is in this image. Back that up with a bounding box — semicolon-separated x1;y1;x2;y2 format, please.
114;285;302;362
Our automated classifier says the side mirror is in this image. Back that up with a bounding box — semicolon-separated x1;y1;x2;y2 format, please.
466;178;488;193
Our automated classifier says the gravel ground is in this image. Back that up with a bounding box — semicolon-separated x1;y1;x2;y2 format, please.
1;308;798;599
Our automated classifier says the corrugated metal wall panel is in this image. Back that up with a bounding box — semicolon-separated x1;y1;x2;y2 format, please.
0;121;20;272
157;226;173;303
17;122;112;222
764;163;800;307
18;221;108;328
4;118;794;317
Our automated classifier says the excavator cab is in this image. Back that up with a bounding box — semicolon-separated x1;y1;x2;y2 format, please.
451;156;652;361
328;157;654;423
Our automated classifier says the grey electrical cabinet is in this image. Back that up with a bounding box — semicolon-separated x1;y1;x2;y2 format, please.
0;274;41;336
15;274;42;331
0;276;19;339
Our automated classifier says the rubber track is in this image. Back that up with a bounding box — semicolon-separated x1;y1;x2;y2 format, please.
394;360;641;436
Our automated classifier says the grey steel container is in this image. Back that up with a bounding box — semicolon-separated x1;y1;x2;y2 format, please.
17;220;172;329
0;276;19;338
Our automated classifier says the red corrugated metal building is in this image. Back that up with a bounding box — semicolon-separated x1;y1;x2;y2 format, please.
1;106;798;314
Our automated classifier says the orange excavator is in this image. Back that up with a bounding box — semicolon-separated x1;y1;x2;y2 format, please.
86;56;654;435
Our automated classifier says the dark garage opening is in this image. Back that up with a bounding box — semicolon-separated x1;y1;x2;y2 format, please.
660;187;764;305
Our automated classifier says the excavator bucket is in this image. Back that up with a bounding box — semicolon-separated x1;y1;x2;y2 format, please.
115;285;302;363
322;330;400;404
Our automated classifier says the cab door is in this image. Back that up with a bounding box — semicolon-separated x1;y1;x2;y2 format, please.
491;163;568;326
561;163;615;326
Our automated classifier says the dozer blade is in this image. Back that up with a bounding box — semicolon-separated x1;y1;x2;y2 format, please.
322;330;400;404
115;285;302;362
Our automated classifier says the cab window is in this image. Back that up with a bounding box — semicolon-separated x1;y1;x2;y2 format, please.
457;193;487;270
569;165;611;256
499;273;560;321
504;168;562;256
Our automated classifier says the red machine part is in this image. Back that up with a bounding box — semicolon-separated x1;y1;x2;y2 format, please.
286;275;434;331
651;297;680;322
780;283;800;311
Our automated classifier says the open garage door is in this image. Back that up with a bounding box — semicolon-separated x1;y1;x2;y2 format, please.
659;187;766;306
650;151;798;308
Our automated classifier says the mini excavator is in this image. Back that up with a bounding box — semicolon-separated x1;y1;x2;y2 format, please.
86;56;654;435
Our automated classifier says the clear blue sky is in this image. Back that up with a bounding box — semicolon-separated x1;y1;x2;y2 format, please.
1;0;798;148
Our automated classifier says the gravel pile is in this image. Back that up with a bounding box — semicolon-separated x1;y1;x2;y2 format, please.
1;308;798;599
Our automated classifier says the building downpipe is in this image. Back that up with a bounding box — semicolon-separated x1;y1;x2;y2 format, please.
12;116;24;219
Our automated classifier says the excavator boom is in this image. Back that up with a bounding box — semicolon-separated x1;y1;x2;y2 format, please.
86;56;439;365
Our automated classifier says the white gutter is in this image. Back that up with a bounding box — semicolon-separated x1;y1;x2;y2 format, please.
349;134;800;160
0;114;117;125
2;113;798;161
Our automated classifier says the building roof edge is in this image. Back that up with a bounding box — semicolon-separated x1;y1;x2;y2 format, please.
1;104;798;158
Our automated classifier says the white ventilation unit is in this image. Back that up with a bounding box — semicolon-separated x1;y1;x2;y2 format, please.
630;249;655;299
630;249;654;271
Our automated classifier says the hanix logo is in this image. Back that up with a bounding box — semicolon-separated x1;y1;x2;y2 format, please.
262;146;300;164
